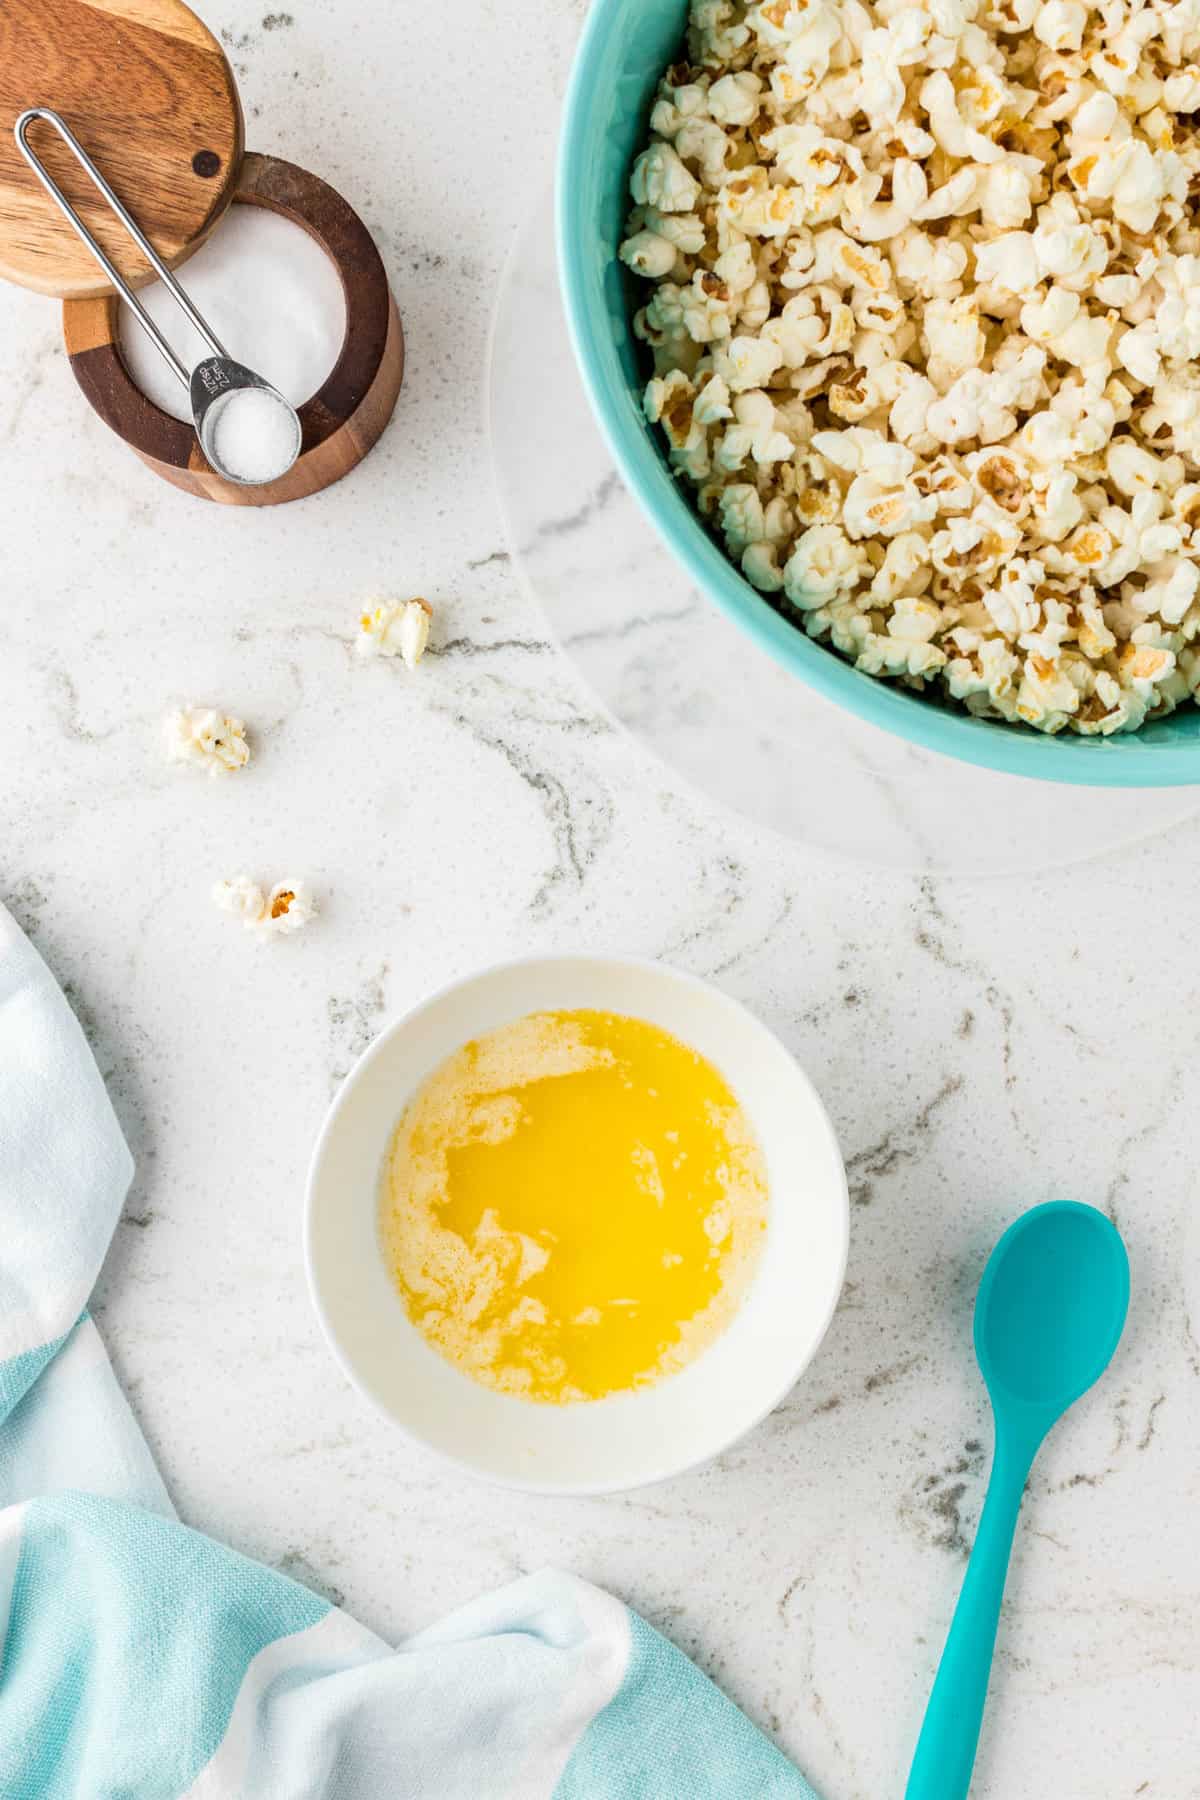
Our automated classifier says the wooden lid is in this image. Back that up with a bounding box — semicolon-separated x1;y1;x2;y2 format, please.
0;0;242;298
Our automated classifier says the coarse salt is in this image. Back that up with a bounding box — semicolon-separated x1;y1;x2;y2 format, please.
208;386;300;485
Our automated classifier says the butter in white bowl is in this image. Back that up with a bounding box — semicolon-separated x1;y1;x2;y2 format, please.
378;1006;769;1406
305;954;848;1494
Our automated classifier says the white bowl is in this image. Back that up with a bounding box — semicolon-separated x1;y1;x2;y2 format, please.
304;955;849;1494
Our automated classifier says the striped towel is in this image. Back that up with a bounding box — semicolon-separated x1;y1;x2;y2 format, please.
0;904;818;1799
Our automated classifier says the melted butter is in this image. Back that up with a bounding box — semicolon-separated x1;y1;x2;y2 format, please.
379;1009;768;1404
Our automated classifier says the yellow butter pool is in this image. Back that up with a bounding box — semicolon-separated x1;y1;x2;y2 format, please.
379;1008;768;1404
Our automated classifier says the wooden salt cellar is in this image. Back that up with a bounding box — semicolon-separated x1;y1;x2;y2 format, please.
0;0;403;505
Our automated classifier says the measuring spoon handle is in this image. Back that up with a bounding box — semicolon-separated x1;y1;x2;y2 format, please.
904;1437;1032;1800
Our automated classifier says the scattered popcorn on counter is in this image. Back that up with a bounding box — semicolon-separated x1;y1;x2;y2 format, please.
623;0;1200;735
165;706;250;776
213;876;317;939
355;598;432;668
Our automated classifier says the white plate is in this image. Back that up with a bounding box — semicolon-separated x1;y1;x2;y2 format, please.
304;954;849;1494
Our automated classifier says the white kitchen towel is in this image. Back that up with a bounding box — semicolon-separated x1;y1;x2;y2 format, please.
0;903;818;1800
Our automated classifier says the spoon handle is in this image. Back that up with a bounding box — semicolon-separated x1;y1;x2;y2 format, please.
904;1440;1032;1800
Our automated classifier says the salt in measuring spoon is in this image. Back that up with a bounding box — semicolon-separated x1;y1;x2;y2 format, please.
14;107;301;486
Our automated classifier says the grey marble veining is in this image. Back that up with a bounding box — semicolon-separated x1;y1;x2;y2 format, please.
0;5;1197;1798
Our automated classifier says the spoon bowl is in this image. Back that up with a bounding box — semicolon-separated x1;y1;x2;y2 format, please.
977;1201;1131;1425
191;358;302;487
906;1202;1130;1800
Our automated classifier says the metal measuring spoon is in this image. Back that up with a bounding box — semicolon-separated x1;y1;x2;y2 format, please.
905;1201;1130;1800
14;107;301;486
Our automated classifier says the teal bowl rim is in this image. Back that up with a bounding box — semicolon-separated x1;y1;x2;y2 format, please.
555;0;1200;789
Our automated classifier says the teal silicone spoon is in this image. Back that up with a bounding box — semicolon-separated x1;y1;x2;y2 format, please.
905;1201;1130;1800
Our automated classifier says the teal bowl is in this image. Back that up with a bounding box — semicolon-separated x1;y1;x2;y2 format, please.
556;0;1200;786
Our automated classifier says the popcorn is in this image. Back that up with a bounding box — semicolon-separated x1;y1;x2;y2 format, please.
977;162;1040;230
719;484;794;554
1106;439;1167;498
690;0;751;62
870;531;934;602
762;125;868;225
675;116;731;183
645;370;697;445
743;542;787;591
1034;0;1087;52
980;559;1042;638
642;208;708;255
924;297;986;392
750;0;844;90
678;270;738;343
259;883;317;937
1142;558;1200;625
857;597;949;678
965;446;1031;519
649;83;709;142
974;232;1041;295
931;503;1022;580
921;70;1005;163
626;0;1200;735
1029;467;1084;540
856;27;909;128
1015;654;1082;728
821;363;868;421
913;453;975;513
783;524;871;607
356;598;433;668
1143;365;1200;459
620;229;678;280
762;289;854;364
213;877;317;940
714;391;795;469
712;333;786;391
927;370;1020;447
165;706;250;777
1116;319;1161;386
1030;195;1107;286
707;71;763;125
845;159;929;241
1164;65;1200;111
693;373;733;427
718;167;797;238
630;143;701;213
1153;254;1200;362
890;227;970;296
212;875;266;927
841;437;939;538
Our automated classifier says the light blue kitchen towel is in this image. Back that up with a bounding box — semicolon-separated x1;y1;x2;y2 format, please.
0;903;818;1800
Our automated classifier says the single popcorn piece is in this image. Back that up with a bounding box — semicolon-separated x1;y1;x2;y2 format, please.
356;598;432;669
620;229;678;279
630;142;701;213
625;0;1200;737
213;876;317;940
212;875;266;927
165;706;250;778
261;882;317;937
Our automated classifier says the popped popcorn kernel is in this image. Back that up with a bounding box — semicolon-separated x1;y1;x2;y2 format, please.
213;876;317;940
166;706;250;778
356;598;433;669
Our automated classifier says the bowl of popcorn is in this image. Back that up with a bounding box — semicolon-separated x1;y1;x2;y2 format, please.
557;0;1200;781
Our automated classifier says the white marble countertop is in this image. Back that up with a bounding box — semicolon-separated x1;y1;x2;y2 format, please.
2;4;1197;1796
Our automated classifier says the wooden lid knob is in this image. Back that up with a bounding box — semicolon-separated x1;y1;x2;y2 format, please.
0;0;242;298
